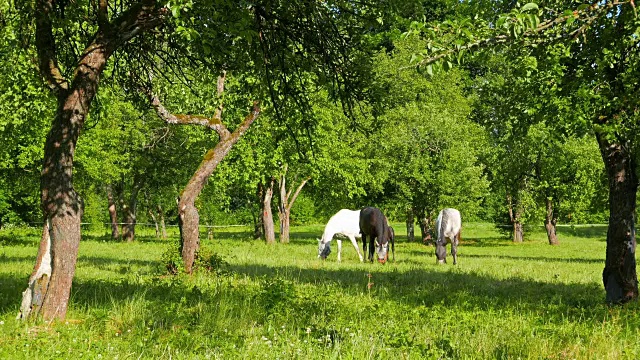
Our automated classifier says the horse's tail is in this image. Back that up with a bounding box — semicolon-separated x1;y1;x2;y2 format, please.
438;209;449;244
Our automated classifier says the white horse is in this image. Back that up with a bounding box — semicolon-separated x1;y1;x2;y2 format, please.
318;209;364;262
435;208;462;265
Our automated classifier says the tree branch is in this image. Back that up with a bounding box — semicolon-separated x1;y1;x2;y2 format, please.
143;87;231;139
35;0;69;94
286;177;310;212
414;0;627;67
98;0;109;29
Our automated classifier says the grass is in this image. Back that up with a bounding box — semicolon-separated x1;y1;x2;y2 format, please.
0;222;639;359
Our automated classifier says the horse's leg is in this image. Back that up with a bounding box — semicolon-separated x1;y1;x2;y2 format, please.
362;234;367;261
369;237;375;262
391;236;395;262
337;239;343;262
349;235;363;262
452;235;458;265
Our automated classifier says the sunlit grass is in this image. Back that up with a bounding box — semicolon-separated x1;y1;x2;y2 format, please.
1;222;638;359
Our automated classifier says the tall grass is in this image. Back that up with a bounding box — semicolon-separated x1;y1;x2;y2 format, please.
1;223;638;359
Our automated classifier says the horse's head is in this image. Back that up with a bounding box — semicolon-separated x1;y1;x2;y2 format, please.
375;239;389;264
435;241;447;264
317;238;331;259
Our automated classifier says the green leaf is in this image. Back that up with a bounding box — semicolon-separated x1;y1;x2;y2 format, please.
426;64;433;76
521;3;539;12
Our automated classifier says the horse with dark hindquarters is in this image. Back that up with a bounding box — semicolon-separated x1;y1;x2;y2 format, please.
359;207;395;264
435;208;462;265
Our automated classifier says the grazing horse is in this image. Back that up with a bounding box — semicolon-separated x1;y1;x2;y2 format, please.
359;207;395;264
318;209;364;262
435;208;462;265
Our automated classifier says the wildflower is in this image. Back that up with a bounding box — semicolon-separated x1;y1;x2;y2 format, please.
0;321;4;325
306;327;311;334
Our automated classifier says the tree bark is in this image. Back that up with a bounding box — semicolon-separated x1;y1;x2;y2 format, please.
121;177;142;242
263;178;276;244
149;209;160;238
507;194;524;243
277;165;310;244
597;134;638;304
418;211;433;244
254;182;265;239
406;206;415;242
544;197;559;245
106;184;119;240
158;205;167;239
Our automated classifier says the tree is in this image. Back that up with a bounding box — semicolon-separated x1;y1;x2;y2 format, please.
411;0;637;302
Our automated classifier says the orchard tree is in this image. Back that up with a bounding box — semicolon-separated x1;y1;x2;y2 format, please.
14;0;384;321
411;0;639;303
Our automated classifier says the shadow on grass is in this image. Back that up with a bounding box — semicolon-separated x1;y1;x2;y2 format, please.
0;264;604;317
556;225;608;239
464;253;603;264
227;263;604;313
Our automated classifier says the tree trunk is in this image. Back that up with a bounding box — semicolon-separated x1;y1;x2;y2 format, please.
277;165;309;244
121;179;142;242
106;184;119;240
406;206;415;242
158;205;167;239
149;209;160;238
19;0;166;321
280;209;291;243
419;212;433;244
597;134;638;304
254;182;265;240
545;197;559;245
512;221;524;243
145;73;260;273
508;194;524;243
263;178;276;244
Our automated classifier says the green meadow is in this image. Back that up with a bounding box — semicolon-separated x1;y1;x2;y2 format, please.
1;223;639;359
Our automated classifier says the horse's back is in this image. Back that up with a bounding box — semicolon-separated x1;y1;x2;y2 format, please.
436;208;461;239
325;209;361;237
359;207;386;236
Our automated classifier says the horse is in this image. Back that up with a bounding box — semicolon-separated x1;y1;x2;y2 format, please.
318;209;364;262
359;207;395;264
435;208;462;265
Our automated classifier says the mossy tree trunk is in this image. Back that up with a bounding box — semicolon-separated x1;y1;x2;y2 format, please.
144;73;260;273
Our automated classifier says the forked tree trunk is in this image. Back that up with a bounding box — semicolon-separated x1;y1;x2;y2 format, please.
263;178;276;244
597;134;638;304
106;184;120;239
544;197;559;245
145;75;260;273
277;165;310;244
406;206;415;242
